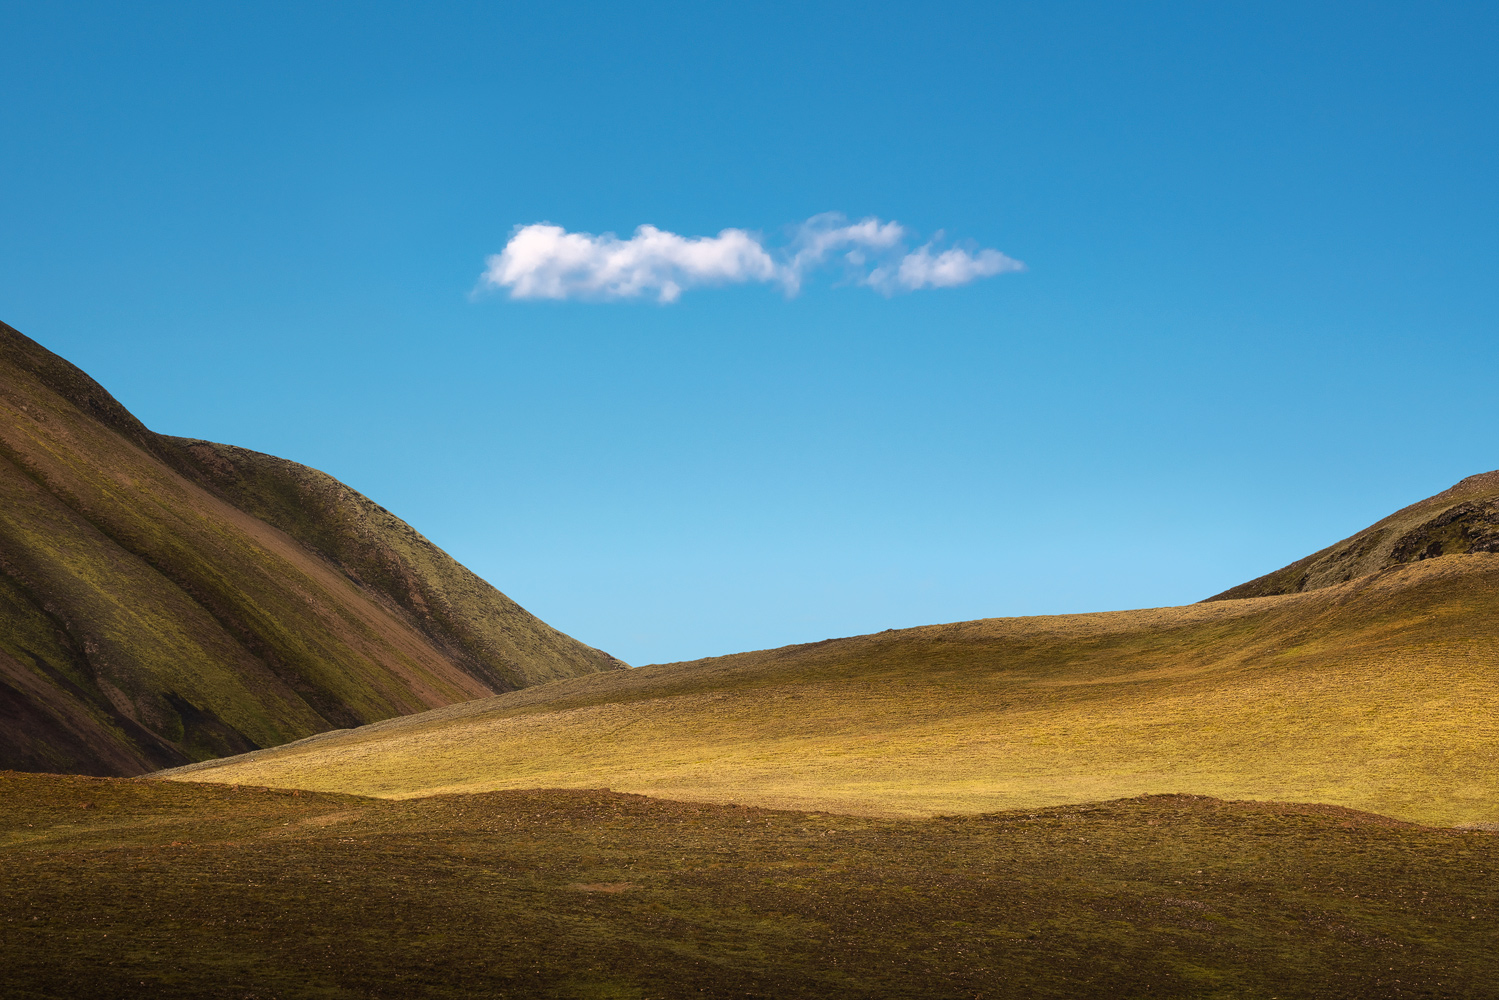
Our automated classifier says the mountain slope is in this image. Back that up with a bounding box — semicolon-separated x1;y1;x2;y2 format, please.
159;437;615;692
0;320;622;776
165;550;1499;828
1206;471;1499;600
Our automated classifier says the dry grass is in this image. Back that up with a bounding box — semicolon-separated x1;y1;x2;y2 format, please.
166;554;1499;828
1209;469;1499;599
4;771;1497;999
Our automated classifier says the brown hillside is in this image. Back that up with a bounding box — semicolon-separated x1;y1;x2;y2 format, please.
166;552;1499;828
1206;471;1499;600
0;320;622;777
6;771;1498;999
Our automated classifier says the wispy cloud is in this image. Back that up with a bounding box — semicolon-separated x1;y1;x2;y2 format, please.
867;243;1023;293
479;214;1022;302
780;213;908;295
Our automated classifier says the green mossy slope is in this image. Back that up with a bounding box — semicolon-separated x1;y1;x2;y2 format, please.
0;321;622;776
158;437;617;692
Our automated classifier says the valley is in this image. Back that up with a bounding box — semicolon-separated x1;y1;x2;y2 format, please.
4;322;1498;998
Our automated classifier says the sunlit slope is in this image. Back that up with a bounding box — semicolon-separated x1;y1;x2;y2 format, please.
165;554;1499;826
1209;470;1499;599
0;320;621;776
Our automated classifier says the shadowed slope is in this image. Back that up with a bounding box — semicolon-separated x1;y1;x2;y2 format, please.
1207;471;1499;600
5;771;1497;999
159;437;621;691
165;553;1499;827
0;321;621;776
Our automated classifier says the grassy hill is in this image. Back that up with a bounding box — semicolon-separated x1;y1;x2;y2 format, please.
10;336;1498;996
4;770;1496;999
0;321;622;777
165;540;1499;828
1208;470;1499;599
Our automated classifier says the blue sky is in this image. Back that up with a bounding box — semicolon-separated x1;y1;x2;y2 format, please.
2;1;1496;664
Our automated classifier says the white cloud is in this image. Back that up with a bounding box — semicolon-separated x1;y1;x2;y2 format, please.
781;213;907;294
867;244;1025;294
481;223;776;303
479;214;1022;302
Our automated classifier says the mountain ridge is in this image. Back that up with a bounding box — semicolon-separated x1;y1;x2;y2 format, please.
0;320;622;777
1206;470;1499;600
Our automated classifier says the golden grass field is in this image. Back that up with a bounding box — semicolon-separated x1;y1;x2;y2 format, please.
165;553;1499;829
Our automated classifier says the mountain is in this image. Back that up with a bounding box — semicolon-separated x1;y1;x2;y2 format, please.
165;544;1499;828
0;320;623;777
1206;471;1499;600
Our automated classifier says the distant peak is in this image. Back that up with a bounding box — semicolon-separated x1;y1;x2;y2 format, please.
1206;472;1499;601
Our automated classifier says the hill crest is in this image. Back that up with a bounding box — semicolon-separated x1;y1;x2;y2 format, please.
0;320;622;777
1207;470;1499;600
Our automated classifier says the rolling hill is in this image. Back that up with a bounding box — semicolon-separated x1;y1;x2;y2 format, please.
1207;469;1499;599
11;340;1497;997
165;476;1499;829
0;320;623;777
5;770;1496;998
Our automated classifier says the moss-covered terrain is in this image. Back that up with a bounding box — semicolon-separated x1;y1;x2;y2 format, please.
0;321;622;776
2;771;1496;999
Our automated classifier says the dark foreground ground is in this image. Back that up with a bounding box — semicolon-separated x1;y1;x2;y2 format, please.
0;772;1494;999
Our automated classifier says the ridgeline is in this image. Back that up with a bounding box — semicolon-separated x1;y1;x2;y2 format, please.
0;321;623;776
